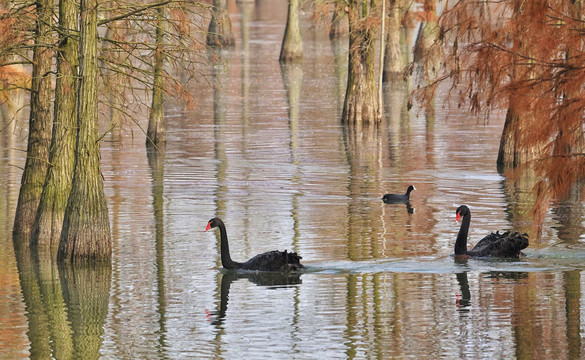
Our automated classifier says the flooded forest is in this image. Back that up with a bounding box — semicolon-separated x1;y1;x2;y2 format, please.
1;0;585;359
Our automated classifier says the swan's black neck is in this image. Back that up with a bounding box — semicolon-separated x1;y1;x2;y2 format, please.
217;221;238;269
455;213;470;255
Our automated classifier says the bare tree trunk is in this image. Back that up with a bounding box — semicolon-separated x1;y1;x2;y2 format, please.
383;0;405;81
341;0;380;126
31;0;79;253
279;0;302;62
497;99;542;171
147;6;166;147
12;0;54;242
497;1;544;172
412;0;439;79
206;0;235;47
329;2;348;40
58;0;111;262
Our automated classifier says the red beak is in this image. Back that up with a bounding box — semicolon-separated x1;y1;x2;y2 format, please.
456;212;461;222
205;222;212;232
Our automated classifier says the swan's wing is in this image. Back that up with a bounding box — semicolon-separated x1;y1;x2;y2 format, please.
243;250;303;271
470;231;529;258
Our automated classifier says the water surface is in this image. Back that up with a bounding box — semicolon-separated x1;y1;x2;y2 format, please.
1;1;585;359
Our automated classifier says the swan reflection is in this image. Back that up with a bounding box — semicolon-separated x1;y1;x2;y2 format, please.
209;270;302;326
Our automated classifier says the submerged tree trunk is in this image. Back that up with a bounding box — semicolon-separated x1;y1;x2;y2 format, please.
497;98;542;171
58;0;111;262
496;2;544;172
147;6;166;147
31;0;79;253
383;0;405;81
279;0;302;62
12;0;54;242
206;0;235;47
341;0;380;126
412;0;439;79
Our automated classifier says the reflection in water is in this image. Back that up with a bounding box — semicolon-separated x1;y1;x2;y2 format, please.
342;123;386;260
4;2;585;359
280;61;303;254
552;180;585;244
58;262;111;360
563;270;582;360
455;272;471;309
501;168;539;239
210;270;302;326
147;146;168;353
13;242;111;359
14;246;65;359
384;200;414;214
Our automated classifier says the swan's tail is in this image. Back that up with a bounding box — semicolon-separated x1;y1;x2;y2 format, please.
494;231;529;257
283;250;304;270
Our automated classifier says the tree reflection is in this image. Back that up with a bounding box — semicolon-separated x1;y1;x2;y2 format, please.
281;61;303;254
342;123;386;260
501;168;538;240
13;243;111;359
563;270;581;360
551;180;585;245
147;146;168;352
13;246;64;359
58;262;111;359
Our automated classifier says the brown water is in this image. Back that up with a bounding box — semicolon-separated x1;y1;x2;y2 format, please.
2;1;585;359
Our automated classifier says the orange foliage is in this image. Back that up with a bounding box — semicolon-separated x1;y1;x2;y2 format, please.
434;0;585;221
0;64;31;108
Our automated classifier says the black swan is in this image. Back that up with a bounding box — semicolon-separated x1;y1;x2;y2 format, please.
382;185;416;203
205;218;304;271
455;205;529;258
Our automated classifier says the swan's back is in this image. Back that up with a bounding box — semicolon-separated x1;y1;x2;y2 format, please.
242;250;304;272
468;231;529;258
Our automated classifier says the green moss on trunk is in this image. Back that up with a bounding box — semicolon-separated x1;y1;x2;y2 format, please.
13;0;54;242
31;0;79;253
58;0;111;262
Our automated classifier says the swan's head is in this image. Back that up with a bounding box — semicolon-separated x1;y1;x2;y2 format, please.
456;205;470;222
205;217;223;231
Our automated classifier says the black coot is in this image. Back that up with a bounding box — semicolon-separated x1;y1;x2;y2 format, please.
382;185;416;203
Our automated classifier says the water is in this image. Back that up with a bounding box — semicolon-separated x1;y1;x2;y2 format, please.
2;1;585;359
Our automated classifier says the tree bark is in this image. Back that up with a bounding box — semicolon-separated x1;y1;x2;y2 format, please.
341;0;381;126
58;0;111;262
31;0;79;253
496;1;544;171
147;5;166;147
497;99;542;171
329;2;348;40
13;0;54;242
412;0;439;79
383;0;405;81
206;0;235;47
279;0;302;63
